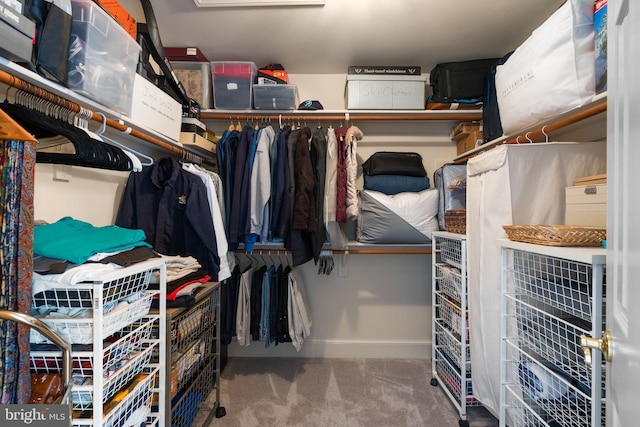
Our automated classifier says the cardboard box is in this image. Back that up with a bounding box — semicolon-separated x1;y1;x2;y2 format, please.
574;173;606;186
594;0;607;94
565;183;607;227
181;117;207;138
130;74;182;142
166;47;209;62
180;132;216;156
346;74;426;110
92;0;136;39
452;122;482;155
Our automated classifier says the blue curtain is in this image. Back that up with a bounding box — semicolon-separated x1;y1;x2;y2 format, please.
0;138;35;404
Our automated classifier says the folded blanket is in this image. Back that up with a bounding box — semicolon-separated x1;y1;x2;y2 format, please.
364;174;430;195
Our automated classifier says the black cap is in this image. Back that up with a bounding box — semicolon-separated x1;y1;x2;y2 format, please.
298;100;324;110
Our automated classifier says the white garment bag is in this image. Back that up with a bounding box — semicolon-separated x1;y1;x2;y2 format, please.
466;142;606;416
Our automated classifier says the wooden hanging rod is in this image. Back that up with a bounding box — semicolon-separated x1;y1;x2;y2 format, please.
200;111;483;122
503;100;607;145
0;70;215;166
237;247;432;255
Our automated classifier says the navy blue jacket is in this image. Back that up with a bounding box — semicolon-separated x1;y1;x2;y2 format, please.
115;157;220;279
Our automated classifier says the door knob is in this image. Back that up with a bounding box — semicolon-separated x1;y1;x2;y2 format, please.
580;330;613;365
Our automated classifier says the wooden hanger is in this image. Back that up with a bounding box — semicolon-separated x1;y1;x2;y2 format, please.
0;108;37;143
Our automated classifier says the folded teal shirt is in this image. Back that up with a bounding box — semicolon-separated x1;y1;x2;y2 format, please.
34;217;151;264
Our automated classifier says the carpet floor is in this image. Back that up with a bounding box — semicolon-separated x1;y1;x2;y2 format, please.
193;357;496;427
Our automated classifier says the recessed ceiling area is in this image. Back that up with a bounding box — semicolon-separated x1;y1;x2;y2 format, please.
121;0;566;75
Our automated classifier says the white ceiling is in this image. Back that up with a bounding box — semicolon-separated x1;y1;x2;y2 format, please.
121;0;566;75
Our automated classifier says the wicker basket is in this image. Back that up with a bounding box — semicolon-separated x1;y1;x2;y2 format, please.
502;224;606;247
445;210;466;235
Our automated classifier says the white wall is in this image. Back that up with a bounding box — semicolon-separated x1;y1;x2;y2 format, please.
228;252;432;359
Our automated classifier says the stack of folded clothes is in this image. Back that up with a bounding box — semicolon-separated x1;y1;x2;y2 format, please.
357;152;439;244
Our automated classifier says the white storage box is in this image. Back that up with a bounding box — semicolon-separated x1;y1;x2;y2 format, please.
211;61;257;110
346;74;426;109
253;84;297;110
130;74;183;142
171;61;213;109
68;0;141;115
565;183;607;227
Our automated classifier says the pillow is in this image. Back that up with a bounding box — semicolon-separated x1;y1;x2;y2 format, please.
357;189;439;244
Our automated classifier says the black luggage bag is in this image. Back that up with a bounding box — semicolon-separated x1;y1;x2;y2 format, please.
429;58;499;103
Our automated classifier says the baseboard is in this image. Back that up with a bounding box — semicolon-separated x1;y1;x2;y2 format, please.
227;338;432;359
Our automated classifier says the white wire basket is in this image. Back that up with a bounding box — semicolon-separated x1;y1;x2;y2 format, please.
435;264;463;302
435;354;478;407
510;249;600;322
31;293;154;345
437;238;463;269
31;318;157;409
436;293;465;340
434;321;470;370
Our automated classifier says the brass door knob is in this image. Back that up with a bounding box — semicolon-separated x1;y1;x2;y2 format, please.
580;330;613;365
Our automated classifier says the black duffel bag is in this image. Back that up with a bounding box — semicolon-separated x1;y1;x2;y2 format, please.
429;58;499;103
362;151;427;177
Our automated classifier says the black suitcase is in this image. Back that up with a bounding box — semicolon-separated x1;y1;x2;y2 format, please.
429;58;499;103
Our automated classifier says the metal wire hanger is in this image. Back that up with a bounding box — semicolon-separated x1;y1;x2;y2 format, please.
95;112;154;167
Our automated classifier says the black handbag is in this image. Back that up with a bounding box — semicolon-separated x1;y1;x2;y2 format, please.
27;0;72;86
362;152;427;177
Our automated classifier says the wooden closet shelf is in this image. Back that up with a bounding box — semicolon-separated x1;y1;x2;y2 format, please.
454;96;607;163
0;68;215;167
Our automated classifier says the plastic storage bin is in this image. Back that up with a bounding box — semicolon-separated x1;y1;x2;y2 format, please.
68;0;141;115
211;61;257;110
253;84;297;110
170;61;213;109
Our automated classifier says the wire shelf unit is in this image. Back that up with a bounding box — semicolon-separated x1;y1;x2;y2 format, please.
159;282;222;427
28;259;166;427
500;241;606;427
431;231;478;426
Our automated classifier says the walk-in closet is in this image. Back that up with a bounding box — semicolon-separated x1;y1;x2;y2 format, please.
1;0;638;426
